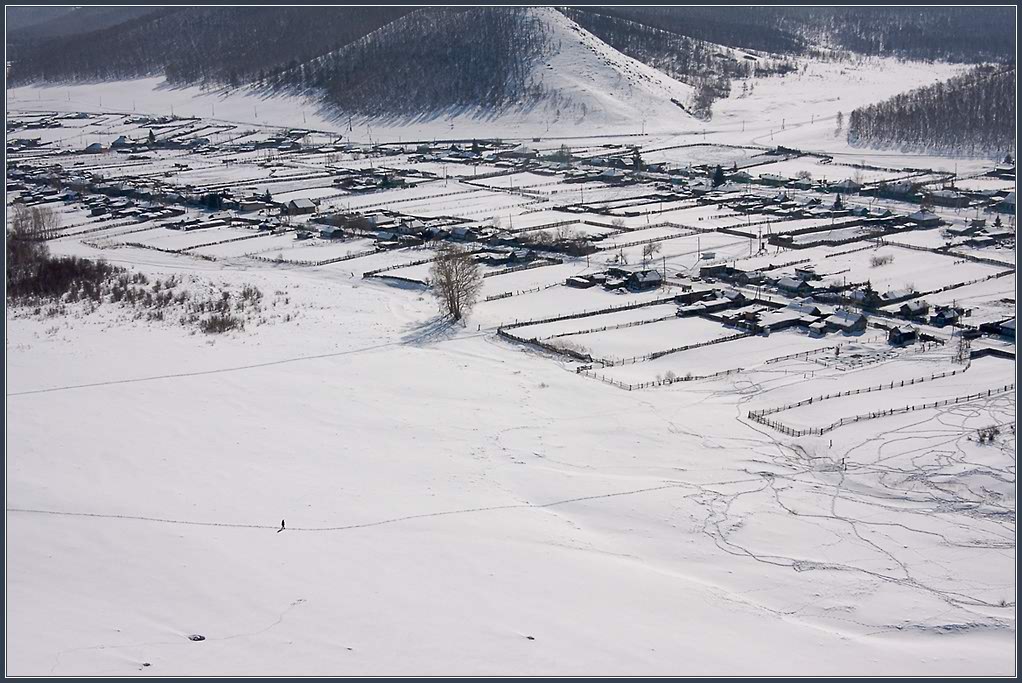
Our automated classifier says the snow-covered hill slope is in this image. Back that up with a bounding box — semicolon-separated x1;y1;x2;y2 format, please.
524;7;696;127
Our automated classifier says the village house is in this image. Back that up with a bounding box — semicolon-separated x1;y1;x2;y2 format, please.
888;325;918;345
824;309;868;334
907;210;941;227
776;277;814;297
929;306;962;327
899;300;930;319
627;270;664;291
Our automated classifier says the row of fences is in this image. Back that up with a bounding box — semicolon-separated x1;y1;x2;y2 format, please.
495;327;594;363
543;314;678;340
120;241;217;262
485;282;559;302
247;247;381;267
594;227;700;253
765;344;844;365
749;364;973;419
89;222;172;242
884;239;1015;270
599;331;752;367
371;274;428;288
498;295;678;330
579;366;745;391
48;218;138;240
341;186;480;212
362;254;438;279
749;383;1016;436
482;257;562;278
179;231;271;253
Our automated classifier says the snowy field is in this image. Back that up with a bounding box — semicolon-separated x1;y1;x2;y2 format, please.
551;315;736;362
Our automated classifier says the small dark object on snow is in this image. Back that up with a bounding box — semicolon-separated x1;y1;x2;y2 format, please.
142;662;151;667
188;634;205;642
278;519;285;533
525;635;535;641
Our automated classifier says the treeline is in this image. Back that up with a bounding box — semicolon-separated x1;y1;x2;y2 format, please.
7;7;412;86
561;8;797;119
847;65;1016;157
261;8;553;115
586;7;1016;63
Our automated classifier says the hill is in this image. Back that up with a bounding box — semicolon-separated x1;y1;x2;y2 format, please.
847;65;1016;156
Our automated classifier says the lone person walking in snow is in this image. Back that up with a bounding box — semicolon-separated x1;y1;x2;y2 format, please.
278;519;285;533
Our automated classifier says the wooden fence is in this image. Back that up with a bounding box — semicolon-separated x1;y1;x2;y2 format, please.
749;383;1015;436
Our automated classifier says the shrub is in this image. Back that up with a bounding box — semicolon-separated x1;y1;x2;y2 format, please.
200;312;243;334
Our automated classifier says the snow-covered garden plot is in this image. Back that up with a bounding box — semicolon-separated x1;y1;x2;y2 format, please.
736;243;1006;293
480;284;674;328
770;355;1013;430
607;232;752;272
128;225;259;251
473;172;563;190
761;216;859;236
816;244;1006;292
567;183;658;205
261;237;382;264
518;222;619;242
599;329;840;384
951;244;1016;268
639;144;759;169
480;261;588;299
951;175;1016;193
407;161;507;178
749;158;907;185
552;315;736;363
744;343;962;410
329;183;474;213
511;303;679;340
885;228;955;250
328;246;438;277
596;225;693;249
925;276;1016;325
654;204;753;228
189;232;298;259
273;186;345;203
377;260;434;285
787;224;880;246
398;191;538;219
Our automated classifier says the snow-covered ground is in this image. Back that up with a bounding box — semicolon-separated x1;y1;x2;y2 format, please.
8;249;1014;674
5;16;1016;675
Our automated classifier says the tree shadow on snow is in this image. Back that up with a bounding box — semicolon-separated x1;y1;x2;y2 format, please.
400;315;461;346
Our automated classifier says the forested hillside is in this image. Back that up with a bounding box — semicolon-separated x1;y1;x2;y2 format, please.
592;7;1016;63
560;8;797;119
847;65;1016;156
5;6;1016;123
7;7;412;86
259;8;553;115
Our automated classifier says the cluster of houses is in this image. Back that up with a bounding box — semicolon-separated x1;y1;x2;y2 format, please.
672;287;871;337
942;217;1015;248
564;267;665;292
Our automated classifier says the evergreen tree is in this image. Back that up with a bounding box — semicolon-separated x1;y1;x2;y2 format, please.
711;165;725;187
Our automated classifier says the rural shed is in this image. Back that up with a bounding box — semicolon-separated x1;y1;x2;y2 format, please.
287;198;317;215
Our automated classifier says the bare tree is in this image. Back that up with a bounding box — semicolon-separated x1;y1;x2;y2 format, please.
11;204;61;241
429;243;483;321
642;241;661;264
